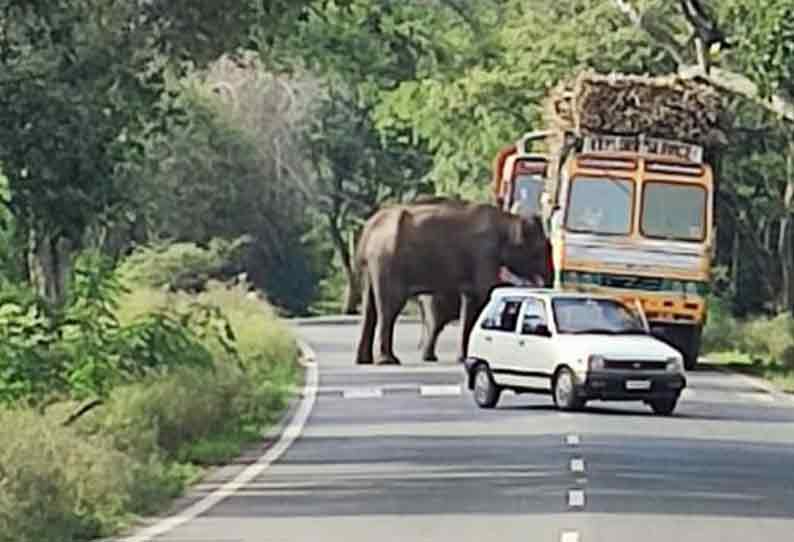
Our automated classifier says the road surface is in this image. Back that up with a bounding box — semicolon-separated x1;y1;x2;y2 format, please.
142;320;794;542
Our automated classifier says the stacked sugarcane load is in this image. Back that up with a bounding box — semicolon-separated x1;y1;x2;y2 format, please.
541;69;729;196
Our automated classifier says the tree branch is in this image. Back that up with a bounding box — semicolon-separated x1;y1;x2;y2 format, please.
679;65;794;123
612;0;686;66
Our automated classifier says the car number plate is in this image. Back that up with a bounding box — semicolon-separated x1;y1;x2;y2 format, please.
626;380;651;391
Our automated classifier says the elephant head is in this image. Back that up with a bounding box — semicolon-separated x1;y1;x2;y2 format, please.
499;212;551;286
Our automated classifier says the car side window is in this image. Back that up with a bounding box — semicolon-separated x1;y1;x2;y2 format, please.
480;298;523;332
520;298;548;335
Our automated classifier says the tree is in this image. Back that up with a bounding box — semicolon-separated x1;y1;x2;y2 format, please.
0;1;320;307
305;82;433;313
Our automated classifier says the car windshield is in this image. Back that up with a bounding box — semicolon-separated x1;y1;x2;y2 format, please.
552;297;647;335
641;181;707;241
565;176;633;235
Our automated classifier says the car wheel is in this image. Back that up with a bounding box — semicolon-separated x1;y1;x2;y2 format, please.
553;367;585;411
650;395;678;416
473;364;501;409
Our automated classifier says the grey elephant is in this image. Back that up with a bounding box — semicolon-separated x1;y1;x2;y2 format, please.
354;198;550;365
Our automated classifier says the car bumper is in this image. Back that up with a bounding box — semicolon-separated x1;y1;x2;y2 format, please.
576;371;686;401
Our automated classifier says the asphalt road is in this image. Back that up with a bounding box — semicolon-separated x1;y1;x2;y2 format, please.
141;320;794;542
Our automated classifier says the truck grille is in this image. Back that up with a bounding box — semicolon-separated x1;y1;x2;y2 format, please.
604;360;667;371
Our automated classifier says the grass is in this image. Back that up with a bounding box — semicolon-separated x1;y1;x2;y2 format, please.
0;280;301;542
702;351;794;393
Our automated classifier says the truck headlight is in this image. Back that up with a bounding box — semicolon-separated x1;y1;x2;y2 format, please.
666;357;683;372
588;354;605;371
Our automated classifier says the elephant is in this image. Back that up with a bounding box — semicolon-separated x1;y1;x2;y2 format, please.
354;198;550;365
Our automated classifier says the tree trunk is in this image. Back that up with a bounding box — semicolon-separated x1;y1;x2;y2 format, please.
730;225;740;296
27;228;75;308
327;216;361;315
782;144;794;315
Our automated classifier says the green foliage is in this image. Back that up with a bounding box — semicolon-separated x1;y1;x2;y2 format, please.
0;251;231;406
138;77;322;314
720;0;794;100
0;281;300;542
0;409;168;542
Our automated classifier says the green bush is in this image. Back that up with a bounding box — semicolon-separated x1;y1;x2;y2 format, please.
0;252;219;406
702;295;741;353
0;409;181;542
0;272;300;542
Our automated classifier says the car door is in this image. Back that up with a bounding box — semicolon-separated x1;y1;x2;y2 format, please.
476;296;524;375
508;296;557;389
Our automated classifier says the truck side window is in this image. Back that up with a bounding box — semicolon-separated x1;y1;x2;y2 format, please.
521;298;548;335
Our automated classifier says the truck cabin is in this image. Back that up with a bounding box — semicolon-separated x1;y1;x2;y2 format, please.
557;135;713;249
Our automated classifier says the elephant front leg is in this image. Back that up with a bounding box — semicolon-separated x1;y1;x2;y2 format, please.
458;293;482;364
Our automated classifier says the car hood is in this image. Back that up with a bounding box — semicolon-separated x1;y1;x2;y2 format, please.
557;333;681;361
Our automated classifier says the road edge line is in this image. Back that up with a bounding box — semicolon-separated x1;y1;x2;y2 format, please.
701;356;794;403
114;339;319;542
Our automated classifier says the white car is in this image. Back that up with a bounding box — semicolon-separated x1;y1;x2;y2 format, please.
463;287;687;415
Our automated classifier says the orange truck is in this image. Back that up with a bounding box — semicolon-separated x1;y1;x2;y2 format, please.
544;133;714;370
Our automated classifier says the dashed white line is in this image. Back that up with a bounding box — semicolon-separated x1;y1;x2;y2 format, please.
566;434;581;446
419;384;462;397
570;458;586;473
561;532;581;542
568;489;586;508
342;388;383;399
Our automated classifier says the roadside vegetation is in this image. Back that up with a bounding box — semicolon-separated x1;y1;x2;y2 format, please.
0;246;300;542
702;297;794;392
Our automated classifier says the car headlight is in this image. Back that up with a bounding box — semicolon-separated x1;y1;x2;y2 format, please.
588;354;605;371
666;356;683;372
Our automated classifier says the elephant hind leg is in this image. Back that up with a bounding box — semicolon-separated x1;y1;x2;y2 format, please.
373;276;406;366
354;279;376;365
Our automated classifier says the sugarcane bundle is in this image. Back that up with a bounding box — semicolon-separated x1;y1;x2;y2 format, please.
544;69;728;147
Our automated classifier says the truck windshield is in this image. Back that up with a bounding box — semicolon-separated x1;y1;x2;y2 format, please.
565;176;633;235
510;174;544;216
552;297;647;335
642;182;707;241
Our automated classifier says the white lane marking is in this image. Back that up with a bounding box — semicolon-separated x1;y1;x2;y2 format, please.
738;392;775;404
343;387;383;399
561;532;581;542
568;489;586;508
419;384;461;397
566;434;581;446
570;458;586;473
118;350;319;542
680;388;696;400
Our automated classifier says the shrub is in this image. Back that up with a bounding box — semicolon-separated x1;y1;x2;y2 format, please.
702;295;741;353
0;409;180;542
75;279;299;463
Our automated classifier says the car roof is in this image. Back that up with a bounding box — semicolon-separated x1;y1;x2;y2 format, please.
490;287;624;302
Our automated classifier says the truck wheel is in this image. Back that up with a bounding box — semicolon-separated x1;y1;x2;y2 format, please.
650;395;679;416
473;364;501;409
553;367;585;411
683;325;703;371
